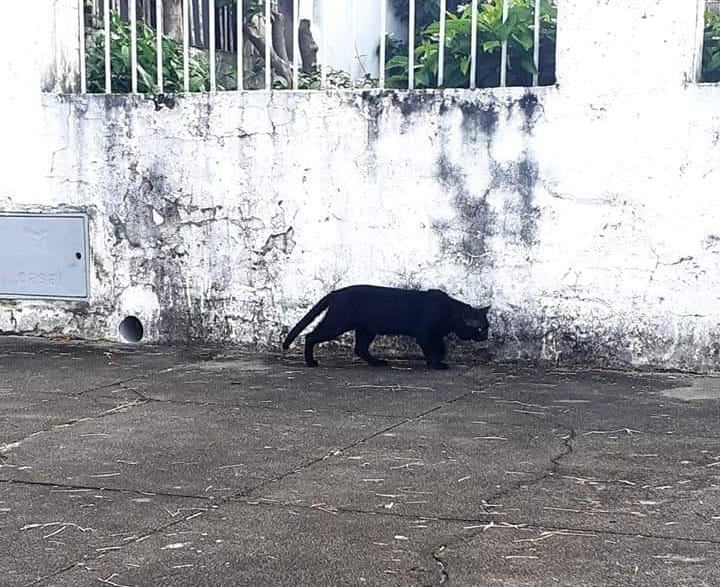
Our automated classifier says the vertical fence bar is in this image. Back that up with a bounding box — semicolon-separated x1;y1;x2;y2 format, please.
293;0;299;88
469;0;478;88
237;0;244;89
500;0;509;87
320;28;328;90
79;0;87;93
156;0;164;92
532;0;541;86
130;0;138;92
351;0;358;85
209;0;216;90
104;0;111;92
408;0;415;89
378;0;387;89
437;0;446;87
320;1;328;90
264;0;272;89
222;6;227;49
183;0;190;91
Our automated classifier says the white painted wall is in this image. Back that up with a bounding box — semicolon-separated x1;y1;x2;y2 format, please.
1;0;719;372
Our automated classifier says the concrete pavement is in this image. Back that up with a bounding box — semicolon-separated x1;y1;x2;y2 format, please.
1;336;720;586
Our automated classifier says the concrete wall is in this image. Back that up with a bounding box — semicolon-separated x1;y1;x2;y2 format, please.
1;0;720;372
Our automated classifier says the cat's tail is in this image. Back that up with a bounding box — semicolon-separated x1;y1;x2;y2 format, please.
282;293;332;350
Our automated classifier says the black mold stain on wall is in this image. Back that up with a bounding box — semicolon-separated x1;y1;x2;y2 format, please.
431;93;542;266
517;91;541;133
389;91;436;133
460;100;499;143
491;155;541;248
357;91;388;145
433;153;495;265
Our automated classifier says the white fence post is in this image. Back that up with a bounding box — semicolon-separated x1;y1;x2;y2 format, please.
293;0;299;88
469;0;478;89
78;0;86;93
157;0;164;92
437;0;446;87
130;0;138;93
532;0;541;86
238;0;244;90
104;0;111;92
378;0;387;89
408;0;415;89
265;0;272;89
209;0;217;90
183;0;190;91
500;0;509;87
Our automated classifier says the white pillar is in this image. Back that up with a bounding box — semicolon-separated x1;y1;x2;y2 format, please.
555;0;706;93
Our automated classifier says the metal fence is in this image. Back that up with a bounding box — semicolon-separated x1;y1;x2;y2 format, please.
79;0;556;94
709;1;720;14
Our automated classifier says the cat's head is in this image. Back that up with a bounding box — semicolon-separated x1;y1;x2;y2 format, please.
462;305;491;340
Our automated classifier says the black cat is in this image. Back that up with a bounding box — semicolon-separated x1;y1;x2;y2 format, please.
282;285;490;369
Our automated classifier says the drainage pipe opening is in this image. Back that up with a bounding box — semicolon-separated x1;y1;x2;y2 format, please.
119;316;144;343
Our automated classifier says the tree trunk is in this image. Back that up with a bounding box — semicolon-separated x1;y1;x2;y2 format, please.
272;9;289;62
277;0;294;61
243;20;293;87
298;19;318;74
162;0;183;40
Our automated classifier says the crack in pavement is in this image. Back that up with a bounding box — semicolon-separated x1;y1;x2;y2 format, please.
0;366;182;461
481;423;575;506
0;401;146;466
9;374;575;586
110;385;401;417
0;478;213;501
235;497;720;546
0;400;149;460
24;504;217;587
16;387;477;586
431;545;449;585
233;390;477;500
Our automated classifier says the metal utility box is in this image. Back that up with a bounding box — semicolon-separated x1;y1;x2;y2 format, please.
0;213;90;300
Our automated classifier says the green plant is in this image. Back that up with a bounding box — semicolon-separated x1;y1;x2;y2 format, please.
385;0;556;89
703;10;720;83
297;66;377;90
390;0;464;30
85;11;219;93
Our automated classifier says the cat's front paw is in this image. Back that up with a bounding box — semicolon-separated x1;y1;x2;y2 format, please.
427;361;449;370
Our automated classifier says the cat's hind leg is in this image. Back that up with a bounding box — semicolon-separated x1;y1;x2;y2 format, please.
303;312;350;367
354;330;387;367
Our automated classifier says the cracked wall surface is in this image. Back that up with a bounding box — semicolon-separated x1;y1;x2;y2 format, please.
1;1;719;371
1;85;719;371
